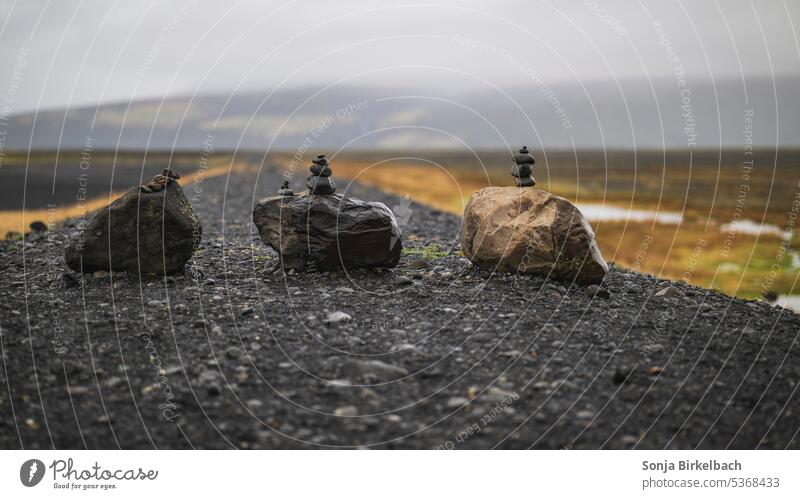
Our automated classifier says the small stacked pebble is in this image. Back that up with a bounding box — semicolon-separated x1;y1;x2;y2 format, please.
278;180;294;196
140;168;181;193
306;154;335;195
511;146;536;187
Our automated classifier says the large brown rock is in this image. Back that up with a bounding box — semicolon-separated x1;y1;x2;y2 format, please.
253;192;402;270
460;187;608;284
65;180;201;274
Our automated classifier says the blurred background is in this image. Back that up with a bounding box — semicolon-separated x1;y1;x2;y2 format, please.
1;0;799;303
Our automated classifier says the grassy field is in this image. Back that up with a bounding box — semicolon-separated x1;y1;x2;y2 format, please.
2;148;799;299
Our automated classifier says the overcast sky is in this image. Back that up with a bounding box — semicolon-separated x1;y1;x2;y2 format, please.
1;0;798;113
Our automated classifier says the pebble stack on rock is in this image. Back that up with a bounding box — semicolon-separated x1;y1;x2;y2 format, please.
278;180;294;196
460;147;608;284
253;155;402;271
64;168;201;275
306;154;335;194
511;146;536;187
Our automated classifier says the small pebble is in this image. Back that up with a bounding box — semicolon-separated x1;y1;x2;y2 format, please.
334;405;358;417
325;311;352;324
394;275;413;286
407;259;430;270
446;397;470;408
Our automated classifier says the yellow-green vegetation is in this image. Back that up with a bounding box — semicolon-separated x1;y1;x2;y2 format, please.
402;243;451;259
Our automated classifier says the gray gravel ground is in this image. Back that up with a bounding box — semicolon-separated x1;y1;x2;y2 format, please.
1;165;799;449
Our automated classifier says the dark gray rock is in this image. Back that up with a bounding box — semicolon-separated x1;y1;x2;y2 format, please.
586;284;610;299
29;221;48;233
64;178;201;275
253;192;402;271
394;275;413;286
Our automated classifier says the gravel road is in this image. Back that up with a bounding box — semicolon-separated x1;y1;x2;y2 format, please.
1;164;799;449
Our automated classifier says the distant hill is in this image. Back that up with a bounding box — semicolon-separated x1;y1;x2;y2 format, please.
5;76;798;151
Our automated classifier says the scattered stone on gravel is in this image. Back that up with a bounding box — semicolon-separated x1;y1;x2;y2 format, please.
393;275;413;286
327;379;352;388
586;284;610;299
483;386;516;403
626;283;644;294
67;386;89;396
620;435;641;446
103;377;123;389
225;346;242;359
61;360;85;375
460;186;608;284
390;343;418;353
64;173;201;274
540;324;560;335
613;367;634;385
407;259;430;270
339;359;409;381
206;383;222;397
246;399;263;409
446;397;470;408
198;370;223;396
334;405;358;417
325;311;352;325
655;286;683;298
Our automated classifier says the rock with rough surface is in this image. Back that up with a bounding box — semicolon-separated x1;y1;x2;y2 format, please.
460;187;607;284
65;176;201;274
253;192;402;271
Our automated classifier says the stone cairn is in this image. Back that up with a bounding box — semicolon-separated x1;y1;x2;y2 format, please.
306;154;335;195
141;168;181;192
460;146;608;284
511;146;536;187
252;153;402;271
278;180;294;196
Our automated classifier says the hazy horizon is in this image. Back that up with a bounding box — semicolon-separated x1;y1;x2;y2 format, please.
2;0;799;114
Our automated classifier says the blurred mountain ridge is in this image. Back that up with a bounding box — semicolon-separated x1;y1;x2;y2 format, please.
6;76;798;151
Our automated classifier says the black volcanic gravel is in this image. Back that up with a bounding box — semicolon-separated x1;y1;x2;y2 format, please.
1;165;799;449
